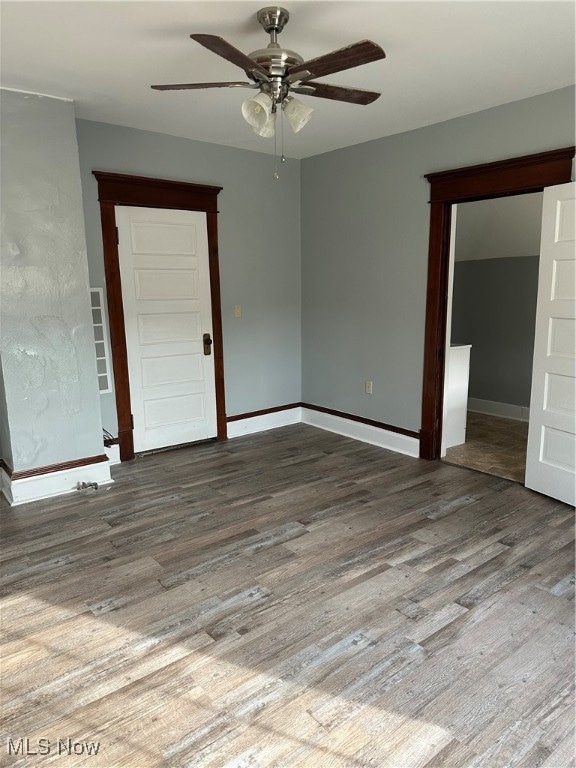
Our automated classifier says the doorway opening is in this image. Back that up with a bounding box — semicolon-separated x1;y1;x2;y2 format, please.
441;193;543;483
419;146;574;463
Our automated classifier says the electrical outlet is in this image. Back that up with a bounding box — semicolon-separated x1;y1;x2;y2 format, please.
234;304;242;318
365;380;373;395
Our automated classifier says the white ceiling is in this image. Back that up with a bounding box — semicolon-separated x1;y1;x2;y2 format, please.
1;1;574;159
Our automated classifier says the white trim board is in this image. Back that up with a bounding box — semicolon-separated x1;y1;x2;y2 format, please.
227;407;419;458
104;444;121;466
301;409;420;458
2;460;113;506
227;408;302;438
468;398;530;422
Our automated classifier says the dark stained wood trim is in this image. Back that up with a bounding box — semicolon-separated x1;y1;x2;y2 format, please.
425;147;575;203
99;201;134;461
303;402;420;439
421;146;575;460
226;401;419;439
93;172;222;212
93;172;226;461
0;458;13;476
227;403;302;422
10;454;108;481
420;201;452;460
207;211;227;439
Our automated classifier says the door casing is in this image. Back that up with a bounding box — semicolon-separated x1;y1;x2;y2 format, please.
93;171;226;461
420;147;575;460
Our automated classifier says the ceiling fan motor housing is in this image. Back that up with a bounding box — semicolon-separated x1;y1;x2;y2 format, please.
250;8;303;105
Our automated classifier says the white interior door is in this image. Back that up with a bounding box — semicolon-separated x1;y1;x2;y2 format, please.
116;206;217;453
525;182;575;505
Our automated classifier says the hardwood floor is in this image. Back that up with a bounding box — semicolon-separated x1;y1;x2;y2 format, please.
1;424;574;767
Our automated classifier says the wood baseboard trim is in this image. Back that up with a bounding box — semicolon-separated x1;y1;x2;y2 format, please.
301;406;420;458
301;403;420;439
227;403;302;422
467;398;530;423
2;456;113;506
226;401;420;456
227;406;302;438
10;454;109;481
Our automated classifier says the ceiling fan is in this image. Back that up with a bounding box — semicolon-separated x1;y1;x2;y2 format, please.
152;6;386;138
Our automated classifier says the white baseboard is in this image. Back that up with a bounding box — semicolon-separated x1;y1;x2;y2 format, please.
2;460;113;506
468;398;530;422
227;407;303;438
104;444;121;465
301;408;420;458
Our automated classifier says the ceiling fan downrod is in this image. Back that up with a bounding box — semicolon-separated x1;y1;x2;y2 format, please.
256;6;290;43
250;7;303;108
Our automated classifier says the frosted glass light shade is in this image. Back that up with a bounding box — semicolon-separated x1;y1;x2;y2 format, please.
241;92;274;132
255;112;276;138
283;97;313;133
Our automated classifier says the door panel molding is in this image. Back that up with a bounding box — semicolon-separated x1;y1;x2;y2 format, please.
93;171;225;461
525;182;576;505
421;147;575;460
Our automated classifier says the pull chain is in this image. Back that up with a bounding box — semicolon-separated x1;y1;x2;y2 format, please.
273;111;279;180
272;109;287;180
281;106;286;165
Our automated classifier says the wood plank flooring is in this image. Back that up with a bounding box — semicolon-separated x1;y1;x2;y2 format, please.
0;424;574;767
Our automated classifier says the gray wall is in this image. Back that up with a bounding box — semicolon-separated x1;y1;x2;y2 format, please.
455;193;543;262
301;87;575;432
0;363;13;468
451;256;539;407
75;120;301;433
0;90;104;471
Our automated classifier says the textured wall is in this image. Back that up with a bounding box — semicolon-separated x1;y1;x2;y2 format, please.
301;87;575;432
0;363;13;468
0;90;104;471
451;256;540;407
75;120;301;433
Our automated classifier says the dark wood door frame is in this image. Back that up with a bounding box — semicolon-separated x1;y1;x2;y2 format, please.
420;146;575;460
93;171;226;461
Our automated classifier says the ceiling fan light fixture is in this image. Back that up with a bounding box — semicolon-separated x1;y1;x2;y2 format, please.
283;96;313;133
254;110;276;137
241;91;274;132
155;9;386;152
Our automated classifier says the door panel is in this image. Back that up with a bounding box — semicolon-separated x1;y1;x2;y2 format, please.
525;182;575;505
116;206;217;453
134;268;199;300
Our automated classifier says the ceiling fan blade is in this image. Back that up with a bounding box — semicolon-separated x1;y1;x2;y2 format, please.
152;81;257;91
190;34;270;81
286;40;385;83
291;81;381;105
